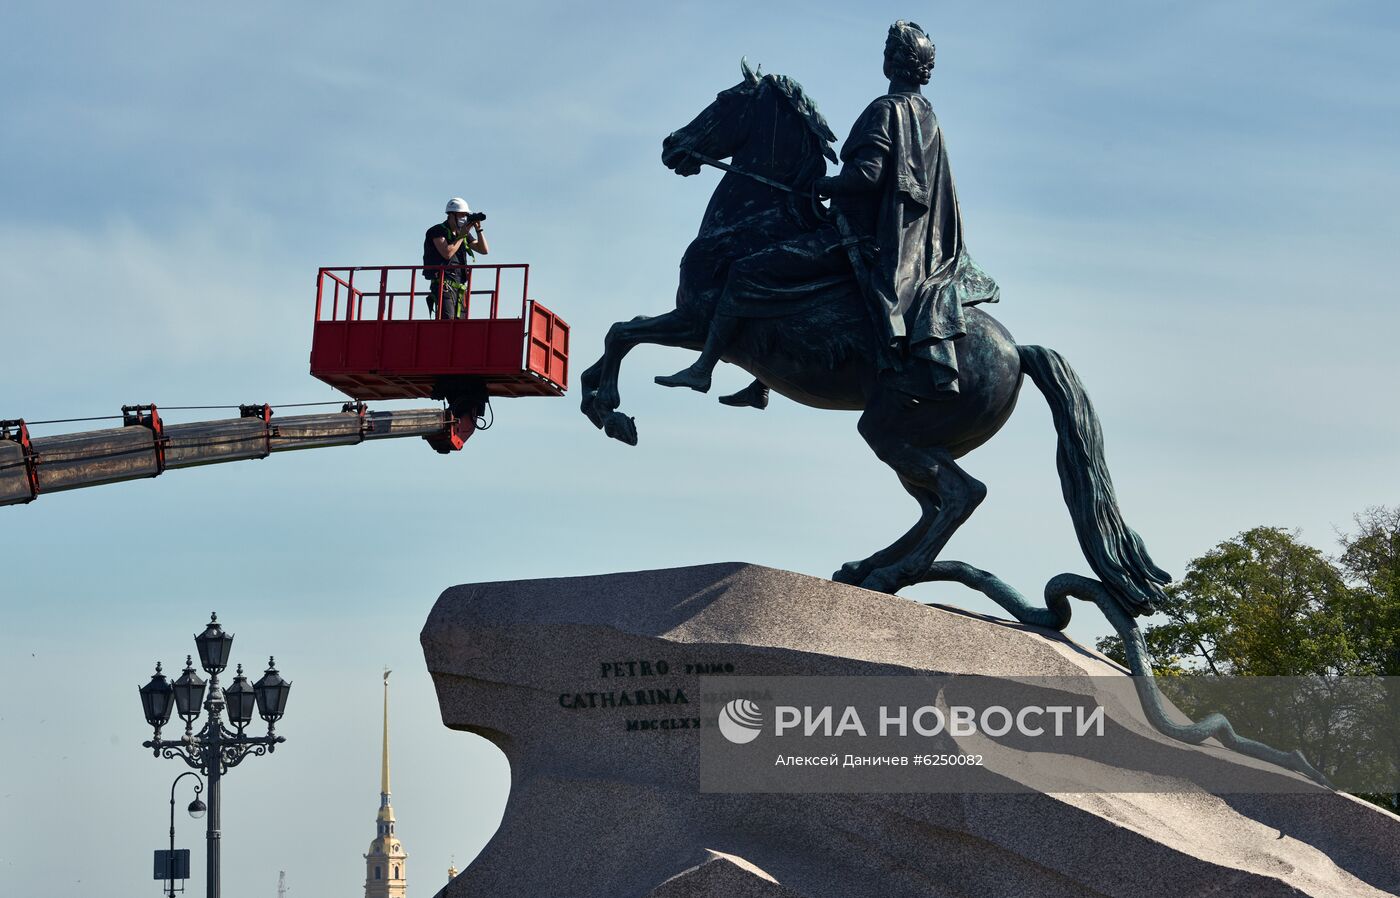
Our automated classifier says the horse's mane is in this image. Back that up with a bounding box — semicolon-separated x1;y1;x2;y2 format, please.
762;74;839;164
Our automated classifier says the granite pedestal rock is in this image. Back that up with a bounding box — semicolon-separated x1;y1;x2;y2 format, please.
422;563;1400;898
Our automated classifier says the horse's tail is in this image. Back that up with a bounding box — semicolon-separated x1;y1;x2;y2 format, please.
1017;345;1171;617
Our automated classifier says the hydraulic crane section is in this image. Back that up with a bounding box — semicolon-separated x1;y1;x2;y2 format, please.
1;264;568;507
0;403;469;507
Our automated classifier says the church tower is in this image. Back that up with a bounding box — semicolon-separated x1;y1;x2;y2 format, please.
365;670;408;897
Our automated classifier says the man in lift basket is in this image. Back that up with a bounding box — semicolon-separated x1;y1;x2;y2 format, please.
423;197;490;319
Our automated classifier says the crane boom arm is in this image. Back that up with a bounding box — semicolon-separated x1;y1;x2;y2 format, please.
1;404;473;507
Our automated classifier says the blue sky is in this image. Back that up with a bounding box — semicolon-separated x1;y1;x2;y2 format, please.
2;2;1397;896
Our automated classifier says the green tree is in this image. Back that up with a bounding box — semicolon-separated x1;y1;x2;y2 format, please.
1335;506;1400;677
1097;526;1355;675
1095;509;1400;812
1334;506;1400;812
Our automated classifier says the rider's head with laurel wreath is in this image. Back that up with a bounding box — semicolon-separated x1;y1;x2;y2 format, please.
883;20;936;86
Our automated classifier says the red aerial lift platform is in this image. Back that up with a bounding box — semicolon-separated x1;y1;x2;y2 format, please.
309;263;569;401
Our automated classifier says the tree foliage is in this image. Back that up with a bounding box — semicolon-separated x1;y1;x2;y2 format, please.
1097;511;1398;676
1094;507;1400;811
1335;506;1400;677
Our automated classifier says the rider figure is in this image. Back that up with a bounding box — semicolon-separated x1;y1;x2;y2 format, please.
656;21;998;399
424;197;490;319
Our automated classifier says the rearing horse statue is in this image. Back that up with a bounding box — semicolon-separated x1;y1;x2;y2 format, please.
581;62;1164;615
579;63;1325;782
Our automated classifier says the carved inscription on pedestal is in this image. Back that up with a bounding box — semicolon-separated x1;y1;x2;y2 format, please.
556;659;739;732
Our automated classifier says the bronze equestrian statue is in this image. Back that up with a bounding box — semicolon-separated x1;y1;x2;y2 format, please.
579;22;1327;784
656;21;997;401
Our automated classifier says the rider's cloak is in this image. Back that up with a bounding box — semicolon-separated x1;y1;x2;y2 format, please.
835;92;999;390
717;91;998;395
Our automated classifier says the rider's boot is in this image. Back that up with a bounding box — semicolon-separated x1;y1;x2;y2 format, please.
876;356;960;402
653;361;713;392
655;314;738;393
718;379;769;409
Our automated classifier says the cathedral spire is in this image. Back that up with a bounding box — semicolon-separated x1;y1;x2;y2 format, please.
381;668;392;802
365;669;407;898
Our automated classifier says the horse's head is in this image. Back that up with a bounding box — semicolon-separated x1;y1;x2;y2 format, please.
663;59;837;188
662;59;764;176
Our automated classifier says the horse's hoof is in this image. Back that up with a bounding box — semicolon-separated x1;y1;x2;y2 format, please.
832;562;867;585
857;567;903;595
603;412;638;446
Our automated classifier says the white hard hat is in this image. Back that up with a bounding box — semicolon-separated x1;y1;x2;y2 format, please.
445;197;471;214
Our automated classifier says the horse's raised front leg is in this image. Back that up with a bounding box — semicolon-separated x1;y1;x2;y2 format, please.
579;311;706;445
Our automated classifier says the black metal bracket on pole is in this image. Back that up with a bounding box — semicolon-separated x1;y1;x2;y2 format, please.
142;731;286;770
162;772;202;897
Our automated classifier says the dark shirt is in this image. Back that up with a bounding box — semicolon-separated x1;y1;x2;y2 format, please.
422;223;473;281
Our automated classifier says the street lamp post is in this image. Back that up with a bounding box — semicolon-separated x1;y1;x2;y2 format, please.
139;613;292;898
165;772;206;897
